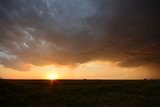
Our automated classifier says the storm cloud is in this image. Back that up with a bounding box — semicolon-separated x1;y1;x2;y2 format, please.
0;0;160;71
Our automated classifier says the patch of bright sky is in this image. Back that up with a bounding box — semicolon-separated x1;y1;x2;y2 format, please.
0;61;154;79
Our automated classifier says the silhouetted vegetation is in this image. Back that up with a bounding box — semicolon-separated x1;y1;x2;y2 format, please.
0;80;160;107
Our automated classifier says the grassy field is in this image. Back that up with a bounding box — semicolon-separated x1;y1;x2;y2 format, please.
0;80;160;107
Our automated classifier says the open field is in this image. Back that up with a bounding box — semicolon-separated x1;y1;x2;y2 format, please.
0;80;160;107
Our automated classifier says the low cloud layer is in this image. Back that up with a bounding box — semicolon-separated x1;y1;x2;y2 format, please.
0;0;160;71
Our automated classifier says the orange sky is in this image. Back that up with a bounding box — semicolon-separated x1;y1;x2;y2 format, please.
0;61;158;79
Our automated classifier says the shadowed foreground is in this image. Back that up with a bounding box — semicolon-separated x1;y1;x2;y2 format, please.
0;80;160;107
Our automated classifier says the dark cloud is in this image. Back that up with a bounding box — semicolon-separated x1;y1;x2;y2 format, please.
0;0;160;71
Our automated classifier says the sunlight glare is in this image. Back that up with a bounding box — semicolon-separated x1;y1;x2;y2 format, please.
47;73;58;80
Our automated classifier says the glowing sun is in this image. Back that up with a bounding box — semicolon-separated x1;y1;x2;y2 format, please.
47;73;58;80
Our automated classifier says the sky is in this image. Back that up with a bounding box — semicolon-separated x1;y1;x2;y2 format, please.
0;0;160;79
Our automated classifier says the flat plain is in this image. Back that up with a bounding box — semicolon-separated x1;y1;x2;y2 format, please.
0;80;160;107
